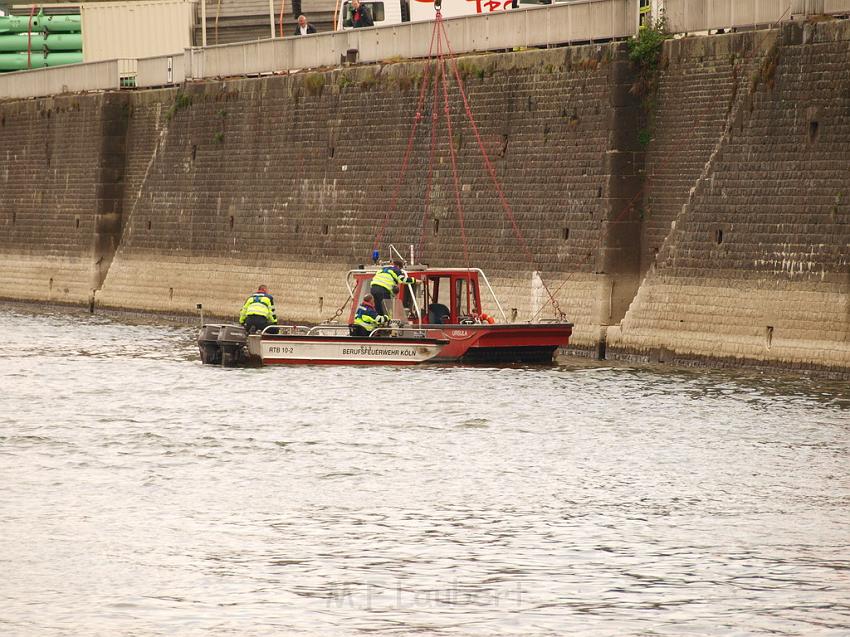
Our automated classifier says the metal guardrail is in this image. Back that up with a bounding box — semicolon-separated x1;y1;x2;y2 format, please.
664;0;850;33
180;0;637;84
137;53;187;87
824;0;850;13
3;0;850;99
664;0;789;33
0;59;119;100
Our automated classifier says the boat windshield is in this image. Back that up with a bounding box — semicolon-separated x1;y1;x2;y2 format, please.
422;276;448;324
455;276;479;321
417;274;480;324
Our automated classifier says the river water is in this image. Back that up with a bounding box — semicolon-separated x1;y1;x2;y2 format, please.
1;304;849;636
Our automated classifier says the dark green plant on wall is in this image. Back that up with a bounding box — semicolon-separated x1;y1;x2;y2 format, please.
628;13;669;74
628;12;670;103
304;74;326;96
173;91;193;110
166;90;193;120
628;13;670;148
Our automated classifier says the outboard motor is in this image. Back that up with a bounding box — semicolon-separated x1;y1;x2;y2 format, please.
217;324;248;367
197;324;223;365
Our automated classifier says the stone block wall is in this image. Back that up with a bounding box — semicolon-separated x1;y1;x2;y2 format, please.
0;96;106;304
2;21;848;373
639;30;774;273
96;45;632;346
607;20;850;372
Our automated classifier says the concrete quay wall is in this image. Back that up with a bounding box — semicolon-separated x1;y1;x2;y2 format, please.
4;43;628;347
0;20;848;373
606;21;850;372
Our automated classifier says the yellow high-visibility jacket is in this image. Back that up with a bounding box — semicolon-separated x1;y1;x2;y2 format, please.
239;293;277;324
371;266;414;292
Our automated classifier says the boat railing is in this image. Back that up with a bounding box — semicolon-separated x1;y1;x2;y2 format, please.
260;324;347;336
472;268;508;323
258;323;440;338
389;246;424;324
369;325;429;339
406;283;423;326
259;325;296;335
305;325;350;336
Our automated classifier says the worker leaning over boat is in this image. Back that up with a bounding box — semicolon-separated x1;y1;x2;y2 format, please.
239;285;278;334
370;260;415;316
349;294;387;336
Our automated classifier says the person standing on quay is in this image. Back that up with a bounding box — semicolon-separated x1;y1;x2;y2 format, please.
294;14;316;35
350;0;374;28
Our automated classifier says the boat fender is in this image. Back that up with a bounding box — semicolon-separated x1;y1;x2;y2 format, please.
480;313;495;324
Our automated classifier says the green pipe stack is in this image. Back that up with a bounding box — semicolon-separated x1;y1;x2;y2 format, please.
0;9;82;72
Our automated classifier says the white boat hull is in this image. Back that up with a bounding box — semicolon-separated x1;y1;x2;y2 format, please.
260;335;445;365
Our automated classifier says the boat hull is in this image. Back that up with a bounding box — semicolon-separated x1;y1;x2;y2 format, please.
421;323;573;363
259;334;446;365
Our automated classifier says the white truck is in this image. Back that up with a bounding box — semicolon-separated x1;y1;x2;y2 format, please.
337;0;518;30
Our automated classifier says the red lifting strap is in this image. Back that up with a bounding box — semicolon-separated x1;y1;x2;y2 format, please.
373;10;567;320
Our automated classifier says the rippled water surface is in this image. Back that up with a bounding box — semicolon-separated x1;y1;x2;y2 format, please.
1;304;849;636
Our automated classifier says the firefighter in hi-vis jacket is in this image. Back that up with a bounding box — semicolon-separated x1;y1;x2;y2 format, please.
239;285;278;334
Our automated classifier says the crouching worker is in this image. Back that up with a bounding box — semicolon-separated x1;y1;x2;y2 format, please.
349;294;387;336
370;260;415;317
239;285;278;334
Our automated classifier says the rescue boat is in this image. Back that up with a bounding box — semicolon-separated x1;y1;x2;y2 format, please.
197;263;571;367
345;263;573;364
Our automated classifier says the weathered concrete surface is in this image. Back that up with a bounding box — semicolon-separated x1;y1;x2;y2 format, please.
1;20;848;373
606;21;850;372
0;95;111;306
